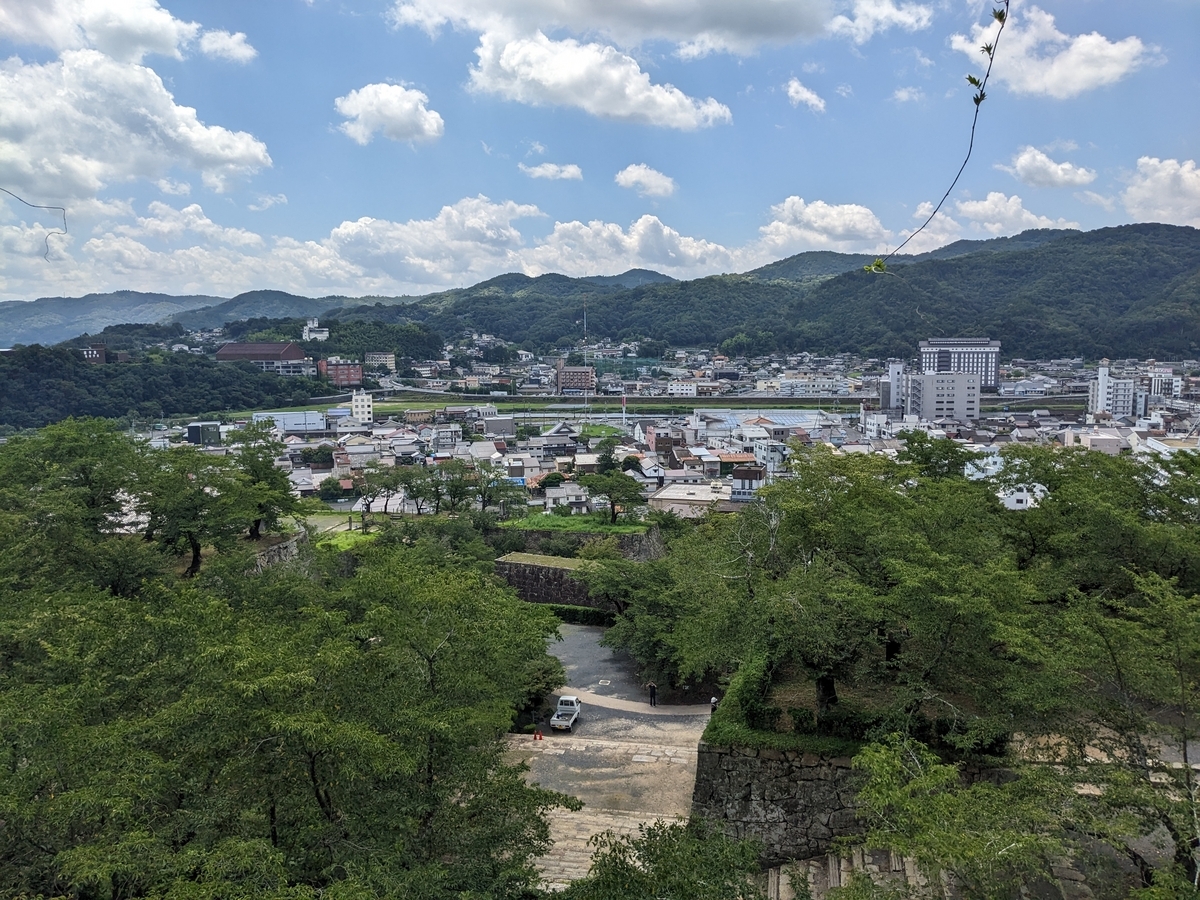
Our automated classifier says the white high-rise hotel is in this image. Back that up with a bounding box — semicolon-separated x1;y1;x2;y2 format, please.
919;338;1001;389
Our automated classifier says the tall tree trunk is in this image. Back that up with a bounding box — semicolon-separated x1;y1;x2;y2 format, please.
249;517;263;541
185;533;202;578
816;674;839;715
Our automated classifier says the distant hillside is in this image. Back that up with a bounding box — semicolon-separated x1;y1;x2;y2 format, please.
13;225;1200;361
745;251;877;281
786;223;1200;359
169;290;350;331
743;229;1079;282
0;291;221;347
351;223;1200;359
582;268;677;289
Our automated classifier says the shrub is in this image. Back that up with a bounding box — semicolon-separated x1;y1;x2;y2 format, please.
543;604;615;627
539;535;581;558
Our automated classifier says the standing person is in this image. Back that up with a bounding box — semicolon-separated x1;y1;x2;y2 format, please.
710;696;719;714
646;680;657;707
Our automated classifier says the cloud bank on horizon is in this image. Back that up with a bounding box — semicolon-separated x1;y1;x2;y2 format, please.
0;0;1195;300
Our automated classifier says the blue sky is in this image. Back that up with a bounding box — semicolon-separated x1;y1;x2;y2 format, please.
0;0;1196;300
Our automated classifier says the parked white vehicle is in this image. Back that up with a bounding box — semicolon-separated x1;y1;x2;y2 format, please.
549;695;582;732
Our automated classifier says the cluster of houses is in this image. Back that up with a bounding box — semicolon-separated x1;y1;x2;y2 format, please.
145;386;1200;521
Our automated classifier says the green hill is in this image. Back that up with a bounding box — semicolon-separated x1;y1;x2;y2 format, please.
337;224;1198;359
169;290;351;331
7;224;1199;360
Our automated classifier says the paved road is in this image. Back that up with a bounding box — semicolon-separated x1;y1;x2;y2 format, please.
509;624;711;891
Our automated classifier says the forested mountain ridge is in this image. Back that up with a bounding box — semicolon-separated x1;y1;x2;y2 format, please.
169;289;358;332
5;225;1199;357
370;223;1199;358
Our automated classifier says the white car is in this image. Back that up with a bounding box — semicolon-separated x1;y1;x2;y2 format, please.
549;695;582;732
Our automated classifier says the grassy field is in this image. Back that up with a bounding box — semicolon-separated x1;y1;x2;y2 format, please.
316;530;378;550
502;513;648;534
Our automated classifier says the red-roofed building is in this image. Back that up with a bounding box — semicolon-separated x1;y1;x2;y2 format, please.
215;342;316;377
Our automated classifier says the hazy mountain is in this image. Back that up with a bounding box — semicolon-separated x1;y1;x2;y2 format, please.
168;290;352;331
0;291;221;347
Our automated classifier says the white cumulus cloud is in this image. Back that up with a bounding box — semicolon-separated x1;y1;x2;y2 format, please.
828;0;932;44
0;49;271;201
894;201;964;255
951;5;1153;99
115;201;263;247
470;31;731;130
327;195;543;284
757;196;891;254
335;83;445;145
1001;146;1096;188
519;162;583;180
1121;157;1200;228
198;29;257;63
615;164;676;198
527;214;732;277
0;0;201;62
389;0;833;57
954;192;1079;234
786;78;825;113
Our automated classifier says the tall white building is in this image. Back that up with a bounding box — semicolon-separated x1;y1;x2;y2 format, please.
880;360;904;410
303;318;329;341
1147;364;1182;398
906;372;980;422
1088;360;1137;418
919;338;1001;389
351;389;374;423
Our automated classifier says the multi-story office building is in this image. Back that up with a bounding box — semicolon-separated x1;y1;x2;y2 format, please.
319;357;364;387
906;372;980;422
919;338;1001;389
556;362;596;394
1089;360;1138;418
364;352;397;373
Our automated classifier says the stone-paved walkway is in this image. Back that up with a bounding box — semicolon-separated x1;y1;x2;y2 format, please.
508;728;706;890
508;624;712;891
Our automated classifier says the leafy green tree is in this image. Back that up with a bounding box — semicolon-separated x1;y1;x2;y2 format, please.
354;461;403;531
0;418;164;596
439;459;475;512
475;460;526;514
578;472;645;524
561;820;765;900
896;429;980;480
141;445;250;576
0;533;577;898
540;471;566;490
847;736;1066;900
594;436;620;474
230;420;303;540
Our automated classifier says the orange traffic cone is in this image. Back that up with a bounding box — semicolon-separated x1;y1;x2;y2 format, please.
534;729;543;740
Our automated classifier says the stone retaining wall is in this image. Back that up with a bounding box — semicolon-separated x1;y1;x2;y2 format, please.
494;554;597;608
252;531;309;573
691;742;861;865
510;526;664;561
